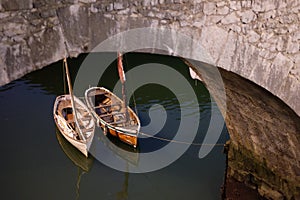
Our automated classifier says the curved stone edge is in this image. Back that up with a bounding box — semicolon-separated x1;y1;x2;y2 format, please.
0;0;299;118
0;1;300;199
219;67;300;199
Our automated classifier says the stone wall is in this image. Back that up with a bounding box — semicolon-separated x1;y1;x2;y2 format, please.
1;0;300;198
0;0;299;117
220;68;300;199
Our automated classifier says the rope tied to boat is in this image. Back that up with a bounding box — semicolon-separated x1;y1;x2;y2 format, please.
138;131;225;146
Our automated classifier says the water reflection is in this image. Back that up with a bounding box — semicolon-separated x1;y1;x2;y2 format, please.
97;129;140;166
56;130;94;172
0;52;229;200
56;130;94;199
116;171;129;200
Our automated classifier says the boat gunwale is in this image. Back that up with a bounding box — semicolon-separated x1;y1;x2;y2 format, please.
53;94;95;147
85;87;141;137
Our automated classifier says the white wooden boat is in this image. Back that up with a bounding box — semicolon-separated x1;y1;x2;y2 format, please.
53;58;95;157
53;95;95;157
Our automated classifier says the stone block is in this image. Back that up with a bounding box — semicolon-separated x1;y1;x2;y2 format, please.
1;0;33;11
142;0;151;7
147;11;155;17
106;3;113;12
258;184;284;200
275;37;286;52
79;0;96;3
217;6;229;15
252;1;276;12
3;22;27;37
90;4;98;13
247;30;260;43
217;30;237;70
286;36;299;54
40;9;57;18
269;53;294;89
229;1;241;10
159;0;165;4
221;12;240;24
151;0;159;5
117;8;130;15
200;26;229;63
216;1;226;7
241;10;256;24
205;15;223;25
113;2;124;10
32;0;56;8
203;2;216;15
290;58;300;79
240;0;252;8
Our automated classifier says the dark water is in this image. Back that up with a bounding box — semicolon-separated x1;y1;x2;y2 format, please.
0;53;229;200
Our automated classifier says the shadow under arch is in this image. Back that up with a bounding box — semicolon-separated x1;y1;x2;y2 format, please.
73;27;227;173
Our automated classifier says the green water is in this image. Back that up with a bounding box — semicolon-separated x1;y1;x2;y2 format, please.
0;53;229;200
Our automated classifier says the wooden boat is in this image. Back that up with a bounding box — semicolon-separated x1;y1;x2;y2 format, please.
53;58;95;157
85;87;140;148
54;95;95;157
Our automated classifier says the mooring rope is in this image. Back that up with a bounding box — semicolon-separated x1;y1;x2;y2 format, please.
138;131;225;146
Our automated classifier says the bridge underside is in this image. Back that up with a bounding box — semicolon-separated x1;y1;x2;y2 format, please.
1;1;300;198
218;67;300;199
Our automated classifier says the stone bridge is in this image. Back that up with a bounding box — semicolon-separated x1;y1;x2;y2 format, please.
0;0;299;199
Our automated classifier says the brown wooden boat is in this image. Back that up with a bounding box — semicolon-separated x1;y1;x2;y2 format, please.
85;87;140;148
97;126;139;166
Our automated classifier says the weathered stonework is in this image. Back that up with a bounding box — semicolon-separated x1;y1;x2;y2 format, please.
0;1;299;198
0;0;299;117
219;68;300;199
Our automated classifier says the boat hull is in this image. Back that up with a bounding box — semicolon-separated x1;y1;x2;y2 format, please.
53;95;95;157
85;87;140;148
56;122;90;157
100;124;138;147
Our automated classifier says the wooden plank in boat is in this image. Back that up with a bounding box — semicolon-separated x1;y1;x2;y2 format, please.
93;103;121;109
99;111;125;118
87;91;108;97
110;120;127;125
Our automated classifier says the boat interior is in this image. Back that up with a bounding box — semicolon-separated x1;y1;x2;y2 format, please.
91;92;138;128
56;97;94;139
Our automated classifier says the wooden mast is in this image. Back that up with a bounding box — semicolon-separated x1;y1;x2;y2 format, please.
117;52;129;122
64;58;86;141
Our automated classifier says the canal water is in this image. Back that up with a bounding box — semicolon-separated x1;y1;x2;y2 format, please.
0;53;229;200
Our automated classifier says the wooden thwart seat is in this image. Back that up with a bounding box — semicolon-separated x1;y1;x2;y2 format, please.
85;86;140;148
99;111;125;118
82;127;94;132
87;91;108;97
93;103;121;109
110;120;127;125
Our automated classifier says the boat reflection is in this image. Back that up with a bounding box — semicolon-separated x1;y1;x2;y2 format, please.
116;171;129;200
97;128;140;166
56;129;94;172
56;130;94;200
